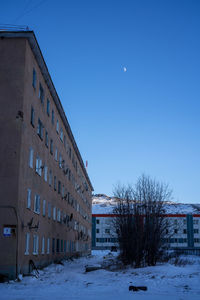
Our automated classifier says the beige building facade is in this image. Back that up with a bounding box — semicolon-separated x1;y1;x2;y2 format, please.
0;31;93;280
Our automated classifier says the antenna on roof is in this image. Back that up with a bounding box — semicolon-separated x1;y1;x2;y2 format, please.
0;24;30;31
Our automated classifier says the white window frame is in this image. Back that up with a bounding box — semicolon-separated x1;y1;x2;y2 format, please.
25;233;30;255
34;194;40;214
60;128;63;141
41;236;45;254
29;147;34;168
56;120;59;133
33;235;39;255
27;189;31;209
36;156;42;176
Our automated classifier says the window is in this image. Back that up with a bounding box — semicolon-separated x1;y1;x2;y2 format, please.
64;240;66;253
56;239;60;253
105;229;110;234
31;107;35;127
47;238;50;254
69;147;71;159
39;83;44;104
62;185;65;198
48;202;51;218
51;109;54;124
57;209;61;222
43;199;46;216
58;181;61;194
41;236;45;254
25;233;30;255
96;219;100;224
44;165;48;182
61;240;63;252
194;229;199;234
59;154;62;168
194;238;200;243
55;148;58;161
34;194;40;214
37;119;43;140
32;68;36;89
174;229;178;234
60;128;63;142
56;120;59;133
194;220;199;225
45;130;48;147
183;229;187;234
33;235;39;255
53;207;56;220
36;156;42;176
47;99;50;116
50;139;53;154
96;229;99;233
29;147;34;168
52;238;55;253
49;170;52;186
54;176;57;190
27;189;31;209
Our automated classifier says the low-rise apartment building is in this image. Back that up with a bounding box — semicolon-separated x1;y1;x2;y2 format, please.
92;196;200;254
0;30;93;280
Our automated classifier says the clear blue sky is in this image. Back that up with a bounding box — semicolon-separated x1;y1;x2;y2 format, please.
1;0;200;203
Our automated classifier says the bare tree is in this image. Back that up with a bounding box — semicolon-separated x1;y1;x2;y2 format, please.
113;175;172;267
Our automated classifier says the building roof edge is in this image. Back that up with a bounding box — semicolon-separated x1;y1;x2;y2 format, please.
0;30;93;191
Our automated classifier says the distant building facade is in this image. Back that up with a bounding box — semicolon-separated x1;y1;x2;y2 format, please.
0;30;93;280
92;197;200;254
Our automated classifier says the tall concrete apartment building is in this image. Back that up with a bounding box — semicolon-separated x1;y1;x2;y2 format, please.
0;30;93;280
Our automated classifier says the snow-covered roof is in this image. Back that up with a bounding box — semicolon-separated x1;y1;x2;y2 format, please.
92;195;200;215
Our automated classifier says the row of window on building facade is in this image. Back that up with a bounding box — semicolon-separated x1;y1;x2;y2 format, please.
31;68;91;209
95;237;200;244
25;233;88;256
26;188;90;238
28;147;90;223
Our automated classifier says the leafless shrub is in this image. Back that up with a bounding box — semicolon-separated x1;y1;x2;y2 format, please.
113;174;172;267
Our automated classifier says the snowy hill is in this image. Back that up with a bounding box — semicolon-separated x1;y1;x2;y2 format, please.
92;195;200;215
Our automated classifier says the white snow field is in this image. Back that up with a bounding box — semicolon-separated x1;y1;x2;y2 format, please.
0;250;200;300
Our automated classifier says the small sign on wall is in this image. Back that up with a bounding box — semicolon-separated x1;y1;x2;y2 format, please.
3;227;11;237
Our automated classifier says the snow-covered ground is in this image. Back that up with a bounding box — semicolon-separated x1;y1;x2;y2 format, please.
1;251;200;300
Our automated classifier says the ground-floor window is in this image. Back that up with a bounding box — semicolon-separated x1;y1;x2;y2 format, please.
56;239;60;253
52;238;55;253
64;240;66;253
33;235;39;255
25;233;30;255
47;238;50;254
41;236;45;254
